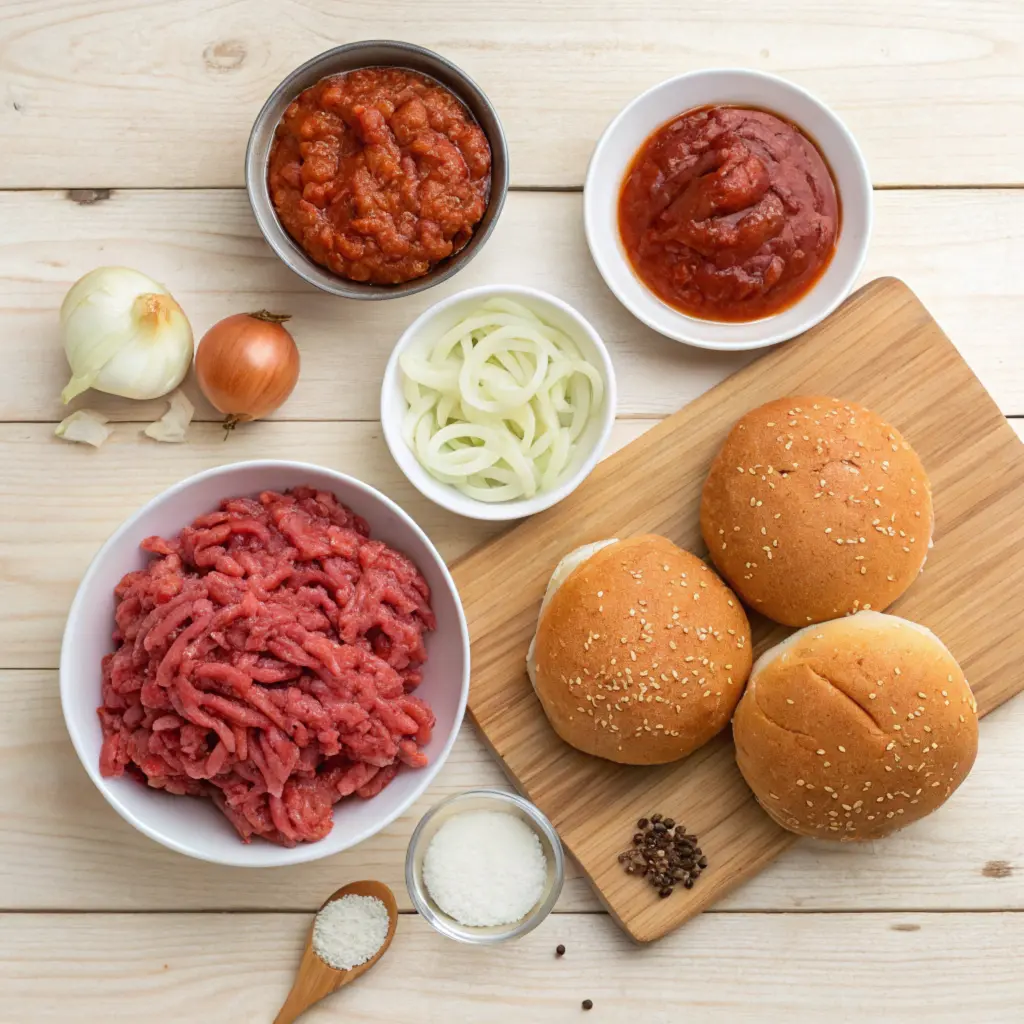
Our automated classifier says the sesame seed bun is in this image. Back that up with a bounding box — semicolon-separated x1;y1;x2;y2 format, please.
732;611;978;842
700;396;933;626
529;535;753;765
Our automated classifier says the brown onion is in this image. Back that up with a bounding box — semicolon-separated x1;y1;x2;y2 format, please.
195;311;300;430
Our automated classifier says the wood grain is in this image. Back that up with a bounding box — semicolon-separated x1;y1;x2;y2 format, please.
2;911;1023;1022
1;1;1022;188
1;668;1020;913
455;279;1024;942
1;189;1022;424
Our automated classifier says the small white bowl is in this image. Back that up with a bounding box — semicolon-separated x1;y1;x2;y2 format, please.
381;284;617;521
60;460;470;867
405;788;565;943
584;68;873;351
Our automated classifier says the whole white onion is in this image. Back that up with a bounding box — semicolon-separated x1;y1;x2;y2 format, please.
60;266;194;403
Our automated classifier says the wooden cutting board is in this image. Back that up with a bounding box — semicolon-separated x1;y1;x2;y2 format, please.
450;278;1024;943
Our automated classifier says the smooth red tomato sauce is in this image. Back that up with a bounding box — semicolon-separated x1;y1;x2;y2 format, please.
618;106;839;322
268;67;491;285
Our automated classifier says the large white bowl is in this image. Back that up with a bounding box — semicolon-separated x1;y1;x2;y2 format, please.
381;284;617;522
584;68;873;351
60;461;470;867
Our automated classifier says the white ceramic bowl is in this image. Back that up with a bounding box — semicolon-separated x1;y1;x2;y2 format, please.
60;460;470;867
381;284;617;521
584;68;873;350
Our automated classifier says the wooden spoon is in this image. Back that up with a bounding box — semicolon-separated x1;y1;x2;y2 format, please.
274;879;398;1024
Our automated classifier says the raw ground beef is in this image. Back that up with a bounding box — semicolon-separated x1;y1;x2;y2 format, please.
97;487;437;846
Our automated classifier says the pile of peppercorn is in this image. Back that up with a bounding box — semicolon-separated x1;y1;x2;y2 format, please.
617;813;707;897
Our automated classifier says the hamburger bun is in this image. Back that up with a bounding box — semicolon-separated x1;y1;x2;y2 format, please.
732;611;978;842
528;535;752;765
700;396;933;626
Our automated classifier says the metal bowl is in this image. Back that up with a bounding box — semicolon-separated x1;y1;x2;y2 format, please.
245;40;509;300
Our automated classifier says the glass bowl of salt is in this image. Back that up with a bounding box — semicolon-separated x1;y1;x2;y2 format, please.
405;788;565;944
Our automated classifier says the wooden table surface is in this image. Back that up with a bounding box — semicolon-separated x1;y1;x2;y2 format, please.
1;2;1021;1021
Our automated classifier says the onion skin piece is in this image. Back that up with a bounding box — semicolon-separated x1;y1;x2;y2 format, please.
194;311;300;429
55;409;112;448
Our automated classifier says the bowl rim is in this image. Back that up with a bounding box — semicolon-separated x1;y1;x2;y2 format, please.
583;67;873;351
245;39;510;301
59;458;471;867
404;787;566;943
380;283;618;522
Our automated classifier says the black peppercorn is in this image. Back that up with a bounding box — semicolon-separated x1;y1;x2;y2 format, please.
582;999;593;1011
618;813;707;898
556;944;566;957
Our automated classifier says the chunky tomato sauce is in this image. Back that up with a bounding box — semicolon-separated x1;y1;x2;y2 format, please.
618;106;839;322
268;68;491;285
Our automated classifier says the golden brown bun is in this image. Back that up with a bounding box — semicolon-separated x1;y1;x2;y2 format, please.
532;535;753;765
700;396;933;626
733;612;978;841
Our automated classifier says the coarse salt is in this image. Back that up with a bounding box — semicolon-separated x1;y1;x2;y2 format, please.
422;810;548;927
312;894;390;971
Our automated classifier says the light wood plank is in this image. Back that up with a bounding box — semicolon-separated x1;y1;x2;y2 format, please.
1;1;1022;188
0;419;651;667
1;668;1019;914
0;189;1022;423
1;911;1022;1021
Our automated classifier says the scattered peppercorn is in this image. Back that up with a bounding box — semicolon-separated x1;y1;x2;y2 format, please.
556;944;566;957
617;812;706;897
582;999;594;1011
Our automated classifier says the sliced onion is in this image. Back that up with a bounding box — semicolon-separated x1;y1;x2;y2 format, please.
399;298;605;502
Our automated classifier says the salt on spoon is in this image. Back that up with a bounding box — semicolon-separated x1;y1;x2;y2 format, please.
274;880;398;1024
